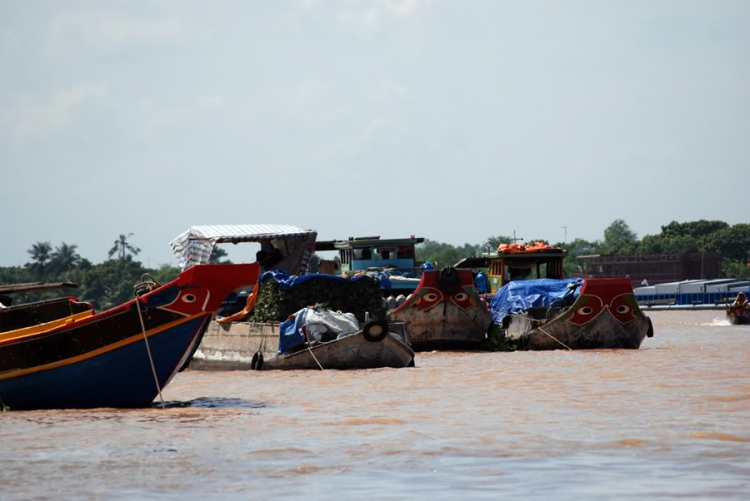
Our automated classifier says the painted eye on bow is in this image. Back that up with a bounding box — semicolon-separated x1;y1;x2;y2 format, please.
616;305;630;314
454;293;468;301
578;306;594;315
424;293;439;302
182;294;197;303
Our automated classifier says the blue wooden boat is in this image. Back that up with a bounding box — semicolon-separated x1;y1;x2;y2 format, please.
0;263;259;410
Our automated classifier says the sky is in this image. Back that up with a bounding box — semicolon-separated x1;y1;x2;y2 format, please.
1;0;749;267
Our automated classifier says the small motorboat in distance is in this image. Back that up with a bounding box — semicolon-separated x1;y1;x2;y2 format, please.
727;292;750;325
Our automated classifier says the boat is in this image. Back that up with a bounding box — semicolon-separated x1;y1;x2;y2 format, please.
726;292;750;325
1;294;93;334
191;314;414;370
388;266;492;351
470;243;654;350
727;306;750;325
315;235;425;295
0;263;259;410
170;225;413;370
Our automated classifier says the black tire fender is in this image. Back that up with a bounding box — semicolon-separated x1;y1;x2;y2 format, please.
646;317;654;338
362;319;389;343
438;267;461;295
251;350;264;370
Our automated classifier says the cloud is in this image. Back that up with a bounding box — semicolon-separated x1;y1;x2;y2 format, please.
4;85;107;146
362;78;411;105
293;0;431;30
143;93;227;134
47;11;185;53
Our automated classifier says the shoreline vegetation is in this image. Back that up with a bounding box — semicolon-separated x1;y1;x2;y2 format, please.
1;220;748;311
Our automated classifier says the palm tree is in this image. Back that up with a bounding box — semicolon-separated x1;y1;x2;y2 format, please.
51;242;81;274
27;241;53;275
108;233;141;261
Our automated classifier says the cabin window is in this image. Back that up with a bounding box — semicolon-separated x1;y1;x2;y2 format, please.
397;246;415;259
375;247;396;260
354;248;373;260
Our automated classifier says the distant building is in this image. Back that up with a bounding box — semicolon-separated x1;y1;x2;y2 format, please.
579;252;722;288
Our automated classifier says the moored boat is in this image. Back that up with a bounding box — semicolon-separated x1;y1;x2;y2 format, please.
389;267;492;351
478;243;654;350
191;316;414;370
1;296;94;333
170;224;412;370
494;277;653;350
0;263;259;410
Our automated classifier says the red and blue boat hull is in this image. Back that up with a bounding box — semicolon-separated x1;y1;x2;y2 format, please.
0;264;259;410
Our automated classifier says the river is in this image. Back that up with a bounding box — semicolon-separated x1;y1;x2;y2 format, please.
1;310;748;500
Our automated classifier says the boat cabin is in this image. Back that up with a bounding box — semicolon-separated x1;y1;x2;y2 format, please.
456;247;566;293
314;236;425;293
316;236;424;274
484;249;566;292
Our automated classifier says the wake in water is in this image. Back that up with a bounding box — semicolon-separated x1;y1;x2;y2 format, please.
704;317;731;327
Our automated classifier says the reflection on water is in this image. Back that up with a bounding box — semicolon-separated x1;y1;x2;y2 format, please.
1;311;749;500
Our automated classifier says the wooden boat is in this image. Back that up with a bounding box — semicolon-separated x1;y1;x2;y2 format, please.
315;235;425;295
501;278;654;350
388;267;492;351
727;306;750;325
0;263;259;410
190;318;414;370
1;296;94;333
457;242;654;350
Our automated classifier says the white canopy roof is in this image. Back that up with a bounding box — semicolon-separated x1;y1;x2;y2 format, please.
170;224;316;270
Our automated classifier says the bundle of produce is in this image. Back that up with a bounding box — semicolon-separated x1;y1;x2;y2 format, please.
248;274;387;323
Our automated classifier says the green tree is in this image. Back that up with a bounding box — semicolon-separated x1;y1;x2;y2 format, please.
209;247;231;264
50;242;81;276
108;233;141;261
601;219;639;254
707;224;750;262
26;241;53;278
661;220;729;239
485;235;512;251
416;240;482;268
79;256;147;310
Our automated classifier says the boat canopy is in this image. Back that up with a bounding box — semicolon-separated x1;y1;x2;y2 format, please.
170;224;317;272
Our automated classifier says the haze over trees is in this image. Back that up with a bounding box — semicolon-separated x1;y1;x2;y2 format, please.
2;220;748;309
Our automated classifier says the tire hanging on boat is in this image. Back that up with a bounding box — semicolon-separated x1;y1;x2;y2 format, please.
362;319;389;343
438;267;461;295
251;350;264;370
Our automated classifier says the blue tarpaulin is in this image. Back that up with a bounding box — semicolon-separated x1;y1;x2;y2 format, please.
261;270;391;291
278;308;309;353
490;278;583;325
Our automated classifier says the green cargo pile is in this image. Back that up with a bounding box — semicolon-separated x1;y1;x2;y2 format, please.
248;276;387;322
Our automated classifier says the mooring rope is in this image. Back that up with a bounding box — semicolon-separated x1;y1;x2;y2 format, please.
134;296;166;408
301;326;324;371
506;312;573;351
307;344;325;371
537;325;573;351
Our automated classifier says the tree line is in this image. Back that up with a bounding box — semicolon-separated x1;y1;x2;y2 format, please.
2;221;748;310
0;234;229;311
415;220;750;279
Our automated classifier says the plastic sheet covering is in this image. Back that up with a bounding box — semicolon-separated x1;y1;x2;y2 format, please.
278;308;360;353
490;278;583;325
261;270;392;291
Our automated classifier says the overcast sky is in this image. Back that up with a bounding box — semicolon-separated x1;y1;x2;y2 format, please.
1;0;748;267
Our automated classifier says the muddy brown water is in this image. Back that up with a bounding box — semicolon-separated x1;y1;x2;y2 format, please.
1;311;749;500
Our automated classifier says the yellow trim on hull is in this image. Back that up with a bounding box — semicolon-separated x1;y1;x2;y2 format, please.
0;310;95;343
0;312;208;382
